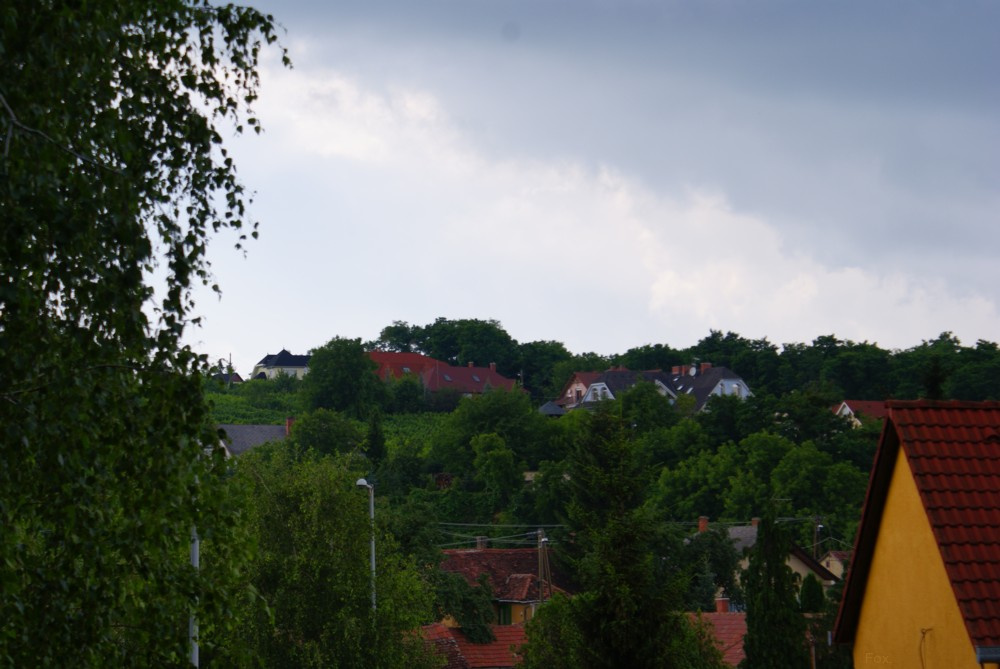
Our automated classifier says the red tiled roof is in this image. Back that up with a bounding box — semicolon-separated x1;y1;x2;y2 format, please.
694;612;747;667
367;352;517;394
835;400;1000;654
440;548;568;602
422;623;526;668
835;399;888;420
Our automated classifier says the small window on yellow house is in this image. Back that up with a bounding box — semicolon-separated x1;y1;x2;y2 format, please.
497;604;512;625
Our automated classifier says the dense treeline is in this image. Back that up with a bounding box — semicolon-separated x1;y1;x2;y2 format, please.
369;319;1000;403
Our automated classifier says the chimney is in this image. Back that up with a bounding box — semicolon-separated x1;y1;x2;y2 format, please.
700;362;712;374
285;417;295;436
698;516;709;533
489;362;496;372
468;361;474;368
476;536;489;549
715;597;731;613
751;517;760;527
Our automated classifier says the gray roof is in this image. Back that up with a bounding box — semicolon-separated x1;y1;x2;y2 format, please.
218;424;288;456
669;366;744;410
255;349;311;368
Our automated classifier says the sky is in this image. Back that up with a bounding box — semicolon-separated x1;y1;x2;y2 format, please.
186;0;1000;378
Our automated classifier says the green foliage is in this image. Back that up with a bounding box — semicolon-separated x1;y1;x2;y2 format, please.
206;376;302;424
429;389;551;476
681;528;743;610
0;1;284;664
798;573;825;613
518;339;573;400
290;408;364;457
522;411;726;669
431;572;497;644
472;433;524;511
740;512;809;669
302;337;387;418
228;447;438;668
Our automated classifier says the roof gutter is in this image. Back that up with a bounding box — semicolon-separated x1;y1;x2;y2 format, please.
976;646;1000;663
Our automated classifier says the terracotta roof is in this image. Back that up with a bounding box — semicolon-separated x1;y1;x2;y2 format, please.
835;400;888;420
422;623;526;668
368;351;439;380
695;612;747;667
440;548;569;602
423;363;516;394
835;400;1000;658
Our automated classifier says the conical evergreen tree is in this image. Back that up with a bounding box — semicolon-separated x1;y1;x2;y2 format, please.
740;509;809;668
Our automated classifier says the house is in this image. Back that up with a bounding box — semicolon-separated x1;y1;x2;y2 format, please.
694;605;747;667
668;363;752;411
698;516;839;592
250;349;310;380
834;400;1000;668
370;351;517;396
422;622;526;669
439;545;568;626
554;363;750;413
211;371;243;385
832;399;888;428
819;550;852;581
218;419;293;456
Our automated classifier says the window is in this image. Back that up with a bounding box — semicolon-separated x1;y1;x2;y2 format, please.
497;604;512;625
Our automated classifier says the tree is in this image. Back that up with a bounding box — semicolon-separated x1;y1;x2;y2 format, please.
1;2;285;664
521;410;726;669
740;511;809;669
302;336;387;418
228;447;438;668
517;339;573;401
290;408;364;457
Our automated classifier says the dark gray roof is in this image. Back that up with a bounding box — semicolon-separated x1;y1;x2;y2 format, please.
538;401;566;416
669;366;744;410
218;424;288;456
255;349;311;367
594;369;674;396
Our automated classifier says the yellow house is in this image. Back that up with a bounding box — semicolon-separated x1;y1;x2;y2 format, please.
834;400;1000;668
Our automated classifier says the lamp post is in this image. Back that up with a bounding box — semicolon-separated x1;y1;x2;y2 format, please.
356;478;376;611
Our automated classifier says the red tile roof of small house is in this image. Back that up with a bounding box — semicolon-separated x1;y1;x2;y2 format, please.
694;612;747;667
834;400;888;420
422;623;526;668
440;548;569;602
835;400;1000;658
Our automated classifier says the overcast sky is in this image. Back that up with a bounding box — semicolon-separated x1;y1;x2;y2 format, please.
187;0;1000;377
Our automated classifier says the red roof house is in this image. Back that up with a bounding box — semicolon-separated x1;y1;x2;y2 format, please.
422;622;526;668
368;351;516;395
695;611;747;667
833;399;888;427
834;400;1000;667
440;547;568;626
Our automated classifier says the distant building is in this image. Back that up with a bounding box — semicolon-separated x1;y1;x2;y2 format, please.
250;349;310;380
832;399;888;428
554;362;751;413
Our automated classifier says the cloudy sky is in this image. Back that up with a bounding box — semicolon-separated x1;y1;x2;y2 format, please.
187;0;1000;377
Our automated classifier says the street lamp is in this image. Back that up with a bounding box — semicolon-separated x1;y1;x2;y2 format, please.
356;478;376;611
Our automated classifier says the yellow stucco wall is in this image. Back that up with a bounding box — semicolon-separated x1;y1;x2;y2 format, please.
853;452;978;668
